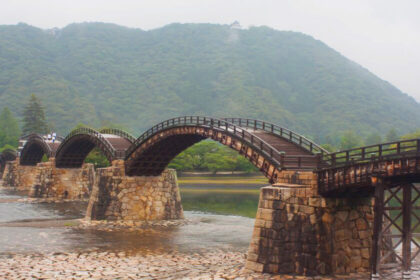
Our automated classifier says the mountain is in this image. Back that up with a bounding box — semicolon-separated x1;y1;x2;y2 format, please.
0;22;419;143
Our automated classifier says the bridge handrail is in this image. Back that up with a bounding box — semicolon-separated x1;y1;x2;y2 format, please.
99;128;136;143
322;138;420;168
222;118;329;156
60;127;118;158
125;116;320;170
20;133;64;142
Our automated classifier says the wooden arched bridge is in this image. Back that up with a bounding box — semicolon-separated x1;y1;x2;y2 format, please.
5;116;420;276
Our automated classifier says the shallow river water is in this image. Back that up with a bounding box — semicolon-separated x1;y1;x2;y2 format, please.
0;178;265;256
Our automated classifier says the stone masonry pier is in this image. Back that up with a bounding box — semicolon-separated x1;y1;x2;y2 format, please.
1;159;38;192
86;161;183;221
1;158;94;199
245;171;374;276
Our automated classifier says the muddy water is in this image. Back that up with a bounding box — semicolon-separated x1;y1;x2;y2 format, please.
0;177;264;255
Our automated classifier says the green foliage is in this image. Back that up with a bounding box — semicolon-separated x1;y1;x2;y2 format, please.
168;140;258;173
365;133;382;146
22;94;48;134
0;144;16;153
400;129;420;140
385;128;399;142
321;143;336;152
84;147;110;168
339;131;364;150
0;23;419;139
0;107;20;148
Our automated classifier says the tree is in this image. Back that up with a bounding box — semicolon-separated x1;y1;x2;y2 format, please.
22;94;48;135
339;131;363;150
385;128;399;142
365;133;382;146
0;107;21;148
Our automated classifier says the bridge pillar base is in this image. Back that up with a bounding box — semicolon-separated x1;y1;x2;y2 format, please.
86;162;183;221
246;184;374;276
1;159;39;192
29;158;94;199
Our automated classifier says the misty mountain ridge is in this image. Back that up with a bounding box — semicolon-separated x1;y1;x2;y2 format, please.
0;22;419;143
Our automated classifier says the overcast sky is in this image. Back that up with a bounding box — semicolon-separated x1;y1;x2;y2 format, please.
2;0;419;101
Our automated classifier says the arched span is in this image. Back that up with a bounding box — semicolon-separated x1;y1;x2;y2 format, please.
0;148;17;174
55;127;131;168
19;134;60;166
125;116;324;181
222;118;329;155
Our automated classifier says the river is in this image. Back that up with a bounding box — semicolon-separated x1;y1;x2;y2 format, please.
0;175;267;256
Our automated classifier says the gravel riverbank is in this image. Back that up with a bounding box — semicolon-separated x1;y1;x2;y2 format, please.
0;250;372;280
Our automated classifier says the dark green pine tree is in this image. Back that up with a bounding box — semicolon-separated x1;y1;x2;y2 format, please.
22;94;48;135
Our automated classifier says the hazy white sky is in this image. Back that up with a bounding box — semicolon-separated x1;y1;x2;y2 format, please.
1;0;419;101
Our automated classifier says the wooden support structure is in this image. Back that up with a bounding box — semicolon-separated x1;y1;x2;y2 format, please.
371;182;420;279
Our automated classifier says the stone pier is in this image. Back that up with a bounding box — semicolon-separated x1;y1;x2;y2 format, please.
1;158;94;199
29;158;94;199
86;160;183;221
1;159;39;192
245;171;374;276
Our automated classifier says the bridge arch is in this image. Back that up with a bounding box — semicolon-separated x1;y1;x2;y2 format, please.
124;116;324;181
19;134;60;166
55;127;132;168
0;148;17;174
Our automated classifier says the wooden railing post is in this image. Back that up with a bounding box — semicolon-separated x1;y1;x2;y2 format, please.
280;152;285;169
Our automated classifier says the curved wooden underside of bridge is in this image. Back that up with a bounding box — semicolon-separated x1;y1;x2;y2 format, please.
55;127;133;168
0;148;17;174
19;134;61;166
124;117;325;180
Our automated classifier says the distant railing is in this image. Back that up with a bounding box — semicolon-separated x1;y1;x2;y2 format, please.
125;116;320;170
99;128;136;143
222;118;329;156
20;133;64;142
321;139;420;168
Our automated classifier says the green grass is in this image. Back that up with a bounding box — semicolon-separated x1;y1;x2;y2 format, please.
178;175;268;185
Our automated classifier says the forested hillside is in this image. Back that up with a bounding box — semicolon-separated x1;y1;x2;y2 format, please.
0;22;419;144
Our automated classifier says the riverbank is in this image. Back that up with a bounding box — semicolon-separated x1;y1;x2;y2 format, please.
0;250;372;280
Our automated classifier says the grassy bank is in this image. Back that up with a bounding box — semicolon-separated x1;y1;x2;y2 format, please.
178;175;268;185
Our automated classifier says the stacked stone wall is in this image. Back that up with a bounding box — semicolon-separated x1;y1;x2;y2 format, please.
29;159;94;199
86;161;183;221
246;171;373;276
1;159;39;192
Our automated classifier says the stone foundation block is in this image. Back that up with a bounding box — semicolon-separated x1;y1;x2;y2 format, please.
29;159;94;199
246;183;374;276
86;163;183;221
1;159;39;192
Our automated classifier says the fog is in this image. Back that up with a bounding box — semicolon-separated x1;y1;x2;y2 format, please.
1;0;419;101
